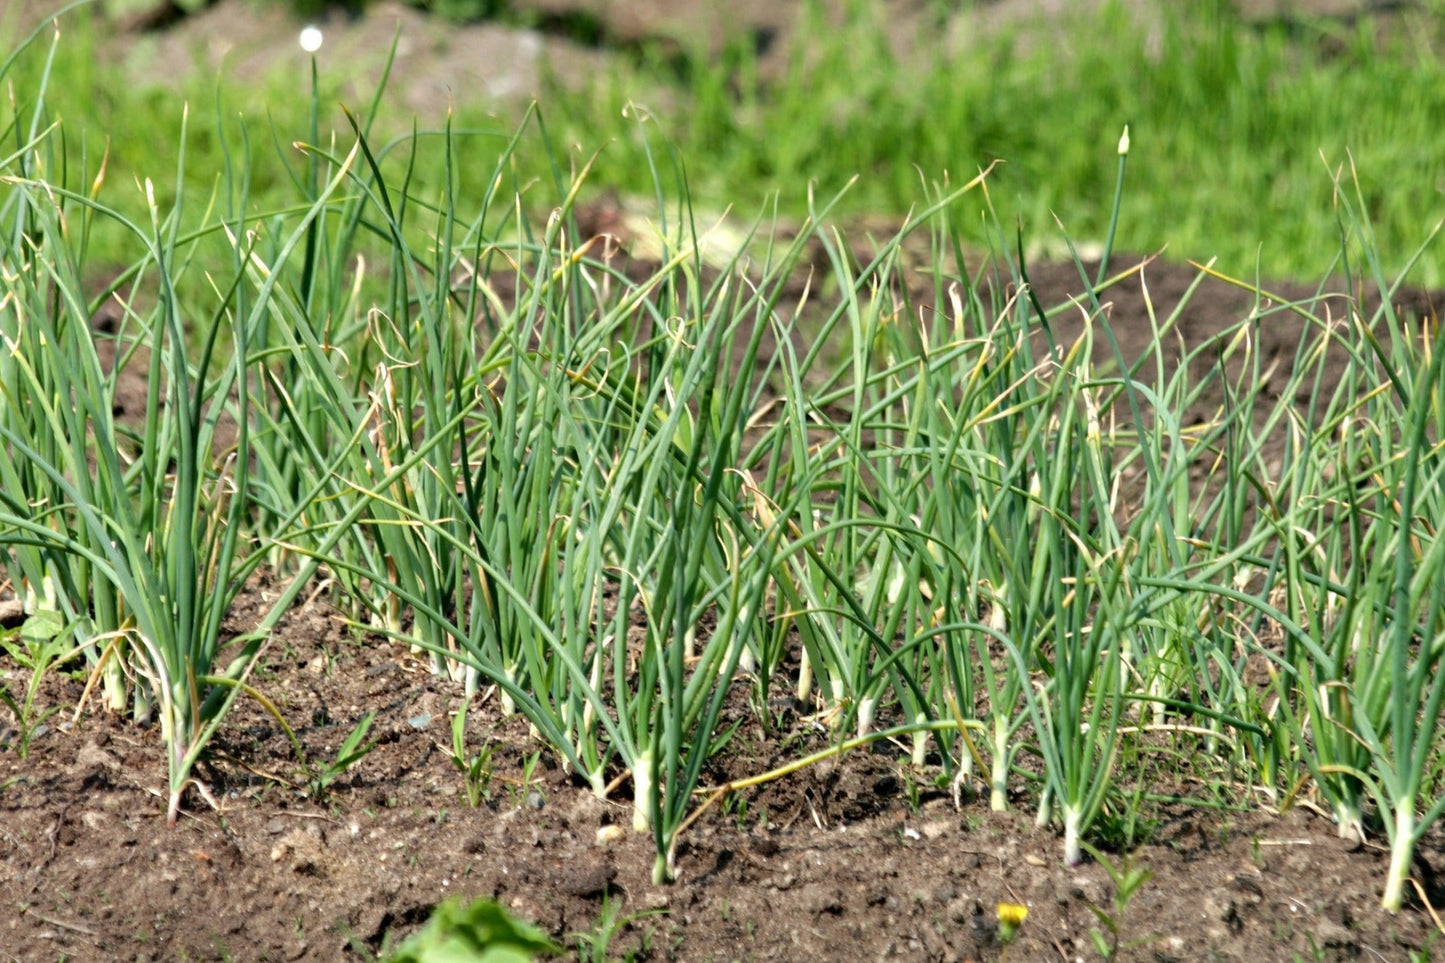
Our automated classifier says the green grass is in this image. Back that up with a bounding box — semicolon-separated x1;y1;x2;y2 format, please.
6;0;1445;282
544;0;1445;283
4;0;1445;921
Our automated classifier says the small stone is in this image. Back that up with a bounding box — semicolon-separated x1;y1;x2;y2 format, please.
75;742;120;772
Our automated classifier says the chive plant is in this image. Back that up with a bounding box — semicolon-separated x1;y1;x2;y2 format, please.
0;36;363;819
1268;181;1445;909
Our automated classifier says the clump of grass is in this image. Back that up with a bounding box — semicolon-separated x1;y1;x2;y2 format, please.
0;13;370;821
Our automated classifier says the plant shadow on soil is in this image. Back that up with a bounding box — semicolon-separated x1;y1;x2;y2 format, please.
4;245;1445;963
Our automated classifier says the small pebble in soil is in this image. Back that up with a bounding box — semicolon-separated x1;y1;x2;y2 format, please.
526;790;545;809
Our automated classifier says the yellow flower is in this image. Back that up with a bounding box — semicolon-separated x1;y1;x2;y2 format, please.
996;902;1028;941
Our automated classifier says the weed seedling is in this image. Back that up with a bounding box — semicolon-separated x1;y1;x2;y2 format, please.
905;767;923;811
306;711;378;801
1080;842;1155;961
446;698;494;807
572;893;668;963
723;792;750;830
0;610;77;758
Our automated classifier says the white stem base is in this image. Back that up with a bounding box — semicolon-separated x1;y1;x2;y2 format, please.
911;713;929;766
796;649;813;703
500;665;518;717
1382;803;1415;913
1063;805;1084;867
856;696;876;740
1035;784;1052;829
1334;800;1364;844
990;724;1009;812
632;752;654;833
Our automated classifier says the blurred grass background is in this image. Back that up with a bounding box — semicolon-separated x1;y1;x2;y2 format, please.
4;0;1445;283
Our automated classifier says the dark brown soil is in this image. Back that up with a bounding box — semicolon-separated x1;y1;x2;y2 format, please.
5;249;1445;963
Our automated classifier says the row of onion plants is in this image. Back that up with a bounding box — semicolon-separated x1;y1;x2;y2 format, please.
2;22;1442;907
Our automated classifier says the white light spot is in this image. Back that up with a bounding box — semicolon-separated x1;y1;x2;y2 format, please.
299;26;324;53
